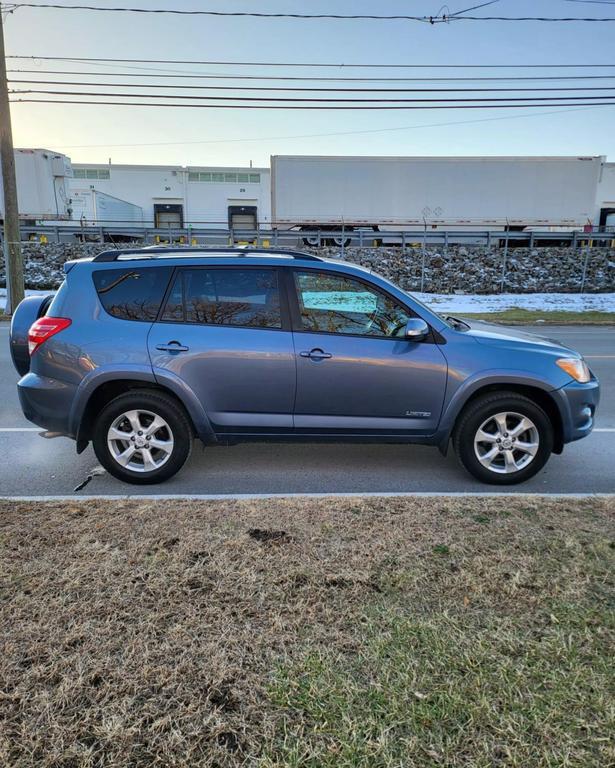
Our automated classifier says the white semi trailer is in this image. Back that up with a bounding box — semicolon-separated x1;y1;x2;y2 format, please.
0;148;73;222
270;155;605;244
68;188;144;227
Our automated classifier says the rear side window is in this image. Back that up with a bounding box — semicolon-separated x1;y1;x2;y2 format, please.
160;268;281;329
46;279;69;316
93;267;172;321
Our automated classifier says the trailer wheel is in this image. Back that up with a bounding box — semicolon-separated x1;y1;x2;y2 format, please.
301;228;322;247
328;227;353;247
330;235;352;248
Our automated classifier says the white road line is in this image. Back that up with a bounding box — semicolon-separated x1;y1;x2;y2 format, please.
0;427;41;432
1;492;614;502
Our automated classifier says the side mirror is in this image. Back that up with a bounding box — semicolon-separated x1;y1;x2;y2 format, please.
404;318;430;341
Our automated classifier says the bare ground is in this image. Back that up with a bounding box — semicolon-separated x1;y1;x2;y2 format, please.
0;496;613;767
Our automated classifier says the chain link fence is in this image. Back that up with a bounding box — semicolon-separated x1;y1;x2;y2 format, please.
1;239;614;294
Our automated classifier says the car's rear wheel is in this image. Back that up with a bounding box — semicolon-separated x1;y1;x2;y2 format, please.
453;392;553;485
92;390;192;484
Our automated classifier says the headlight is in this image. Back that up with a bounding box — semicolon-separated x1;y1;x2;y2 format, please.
556;358;591;383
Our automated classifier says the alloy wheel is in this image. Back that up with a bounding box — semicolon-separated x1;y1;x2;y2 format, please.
473;411;540;474
106;409;174;473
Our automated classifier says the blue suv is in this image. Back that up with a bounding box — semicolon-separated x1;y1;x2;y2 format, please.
10;247;599;485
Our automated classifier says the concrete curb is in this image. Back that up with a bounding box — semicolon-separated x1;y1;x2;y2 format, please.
1;492;614;502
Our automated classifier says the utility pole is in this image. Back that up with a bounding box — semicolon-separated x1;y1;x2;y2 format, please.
0;2;24;315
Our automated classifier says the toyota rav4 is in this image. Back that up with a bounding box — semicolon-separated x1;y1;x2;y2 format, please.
9;247;599;485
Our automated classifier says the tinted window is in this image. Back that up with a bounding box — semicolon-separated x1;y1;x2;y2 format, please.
93;267;172;321
161;268;281;329
294;270;412;337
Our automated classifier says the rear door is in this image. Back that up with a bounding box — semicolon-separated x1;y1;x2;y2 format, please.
289;268;448;434
149;265;296;430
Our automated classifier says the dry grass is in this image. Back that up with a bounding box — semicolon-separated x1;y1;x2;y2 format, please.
0;496;613;767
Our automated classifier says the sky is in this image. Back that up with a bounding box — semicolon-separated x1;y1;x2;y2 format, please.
4;0;615;167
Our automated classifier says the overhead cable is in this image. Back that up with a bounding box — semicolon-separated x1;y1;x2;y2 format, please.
7;55;615;68
9;68;615;83
12;98;615;109
10;79;615;94
12;89;615;103
8;4;615;22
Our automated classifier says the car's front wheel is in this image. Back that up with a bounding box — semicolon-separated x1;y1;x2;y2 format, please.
453;392;554;485
92;390;193;484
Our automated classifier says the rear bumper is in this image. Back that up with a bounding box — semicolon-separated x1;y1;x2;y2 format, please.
17;373;77;437
555;377;600;444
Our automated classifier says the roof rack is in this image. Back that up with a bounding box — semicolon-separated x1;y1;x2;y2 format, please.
92;246;322;263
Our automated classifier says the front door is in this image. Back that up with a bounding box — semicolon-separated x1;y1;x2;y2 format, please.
149;266;295;430
290;269;448;434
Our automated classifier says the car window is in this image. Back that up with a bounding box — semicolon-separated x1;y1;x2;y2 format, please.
93;267;172;321
46;279;69;316
161;268;281;329
293;270;413;337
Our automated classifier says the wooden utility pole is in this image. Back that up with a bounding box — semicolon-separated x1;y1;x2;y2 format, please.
0;2;24;315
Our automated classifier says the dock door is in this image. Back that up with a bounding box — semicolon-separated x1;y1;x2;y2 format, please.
228;204;257;229
228;203;258;244
154;202;184;228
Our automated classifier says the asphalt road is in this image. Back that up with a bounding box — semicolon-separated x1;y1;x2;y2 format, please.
1;323;613;496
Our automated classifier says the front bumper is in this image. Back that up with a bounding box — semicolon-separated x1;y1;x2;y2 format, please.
554;377;600;444
17;372;77;437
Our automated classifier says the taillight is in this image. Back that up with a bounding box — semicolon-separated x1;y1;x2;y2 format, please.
28;317;72;356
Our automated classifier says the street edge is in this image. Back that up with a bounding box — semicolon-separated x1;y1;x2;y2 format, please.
1;492;614;501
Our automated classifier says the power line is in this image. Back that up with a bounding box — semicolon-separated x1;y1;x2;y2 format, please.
42;105;615;150
454;15;615;21
7;55;615;68
12;89;615;104
449;1;501;15
12;98;615;110
7;4;615;22
10;79;615;94
10;68;615;83
0;4;447;21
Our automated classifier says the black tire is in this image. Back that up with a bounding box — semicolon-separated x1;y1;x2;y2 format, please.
453;391;553;485
9;293;55;376
329;236;352;248
92;389;193;485
301;230;322;248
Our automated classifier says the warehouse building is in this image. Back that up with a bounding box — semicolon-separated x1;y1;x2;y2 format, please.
69;162;271;230
2;149;614;235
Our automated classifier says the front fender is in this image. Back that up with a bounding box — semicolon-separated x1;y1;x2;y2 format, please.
436;369;562;453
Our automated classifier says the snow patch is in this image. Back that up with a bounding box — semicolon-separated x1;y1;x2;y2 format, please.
2;289;615;315
1;289;52;312
415;292;615;314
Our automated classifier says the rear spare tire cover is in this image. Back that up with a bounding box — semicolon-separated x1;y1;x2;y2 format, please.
9;294;54;376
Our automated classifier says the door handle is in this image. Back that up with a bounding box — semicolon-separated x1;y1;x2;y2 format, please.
300;348;332;361
156;341;189;352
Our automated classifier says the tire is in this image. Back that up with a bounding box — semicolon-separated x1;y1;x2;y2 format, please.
92;390;193;485
329;235;352;248
9;293;55;376
301;230;322;248
453;392;553;485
